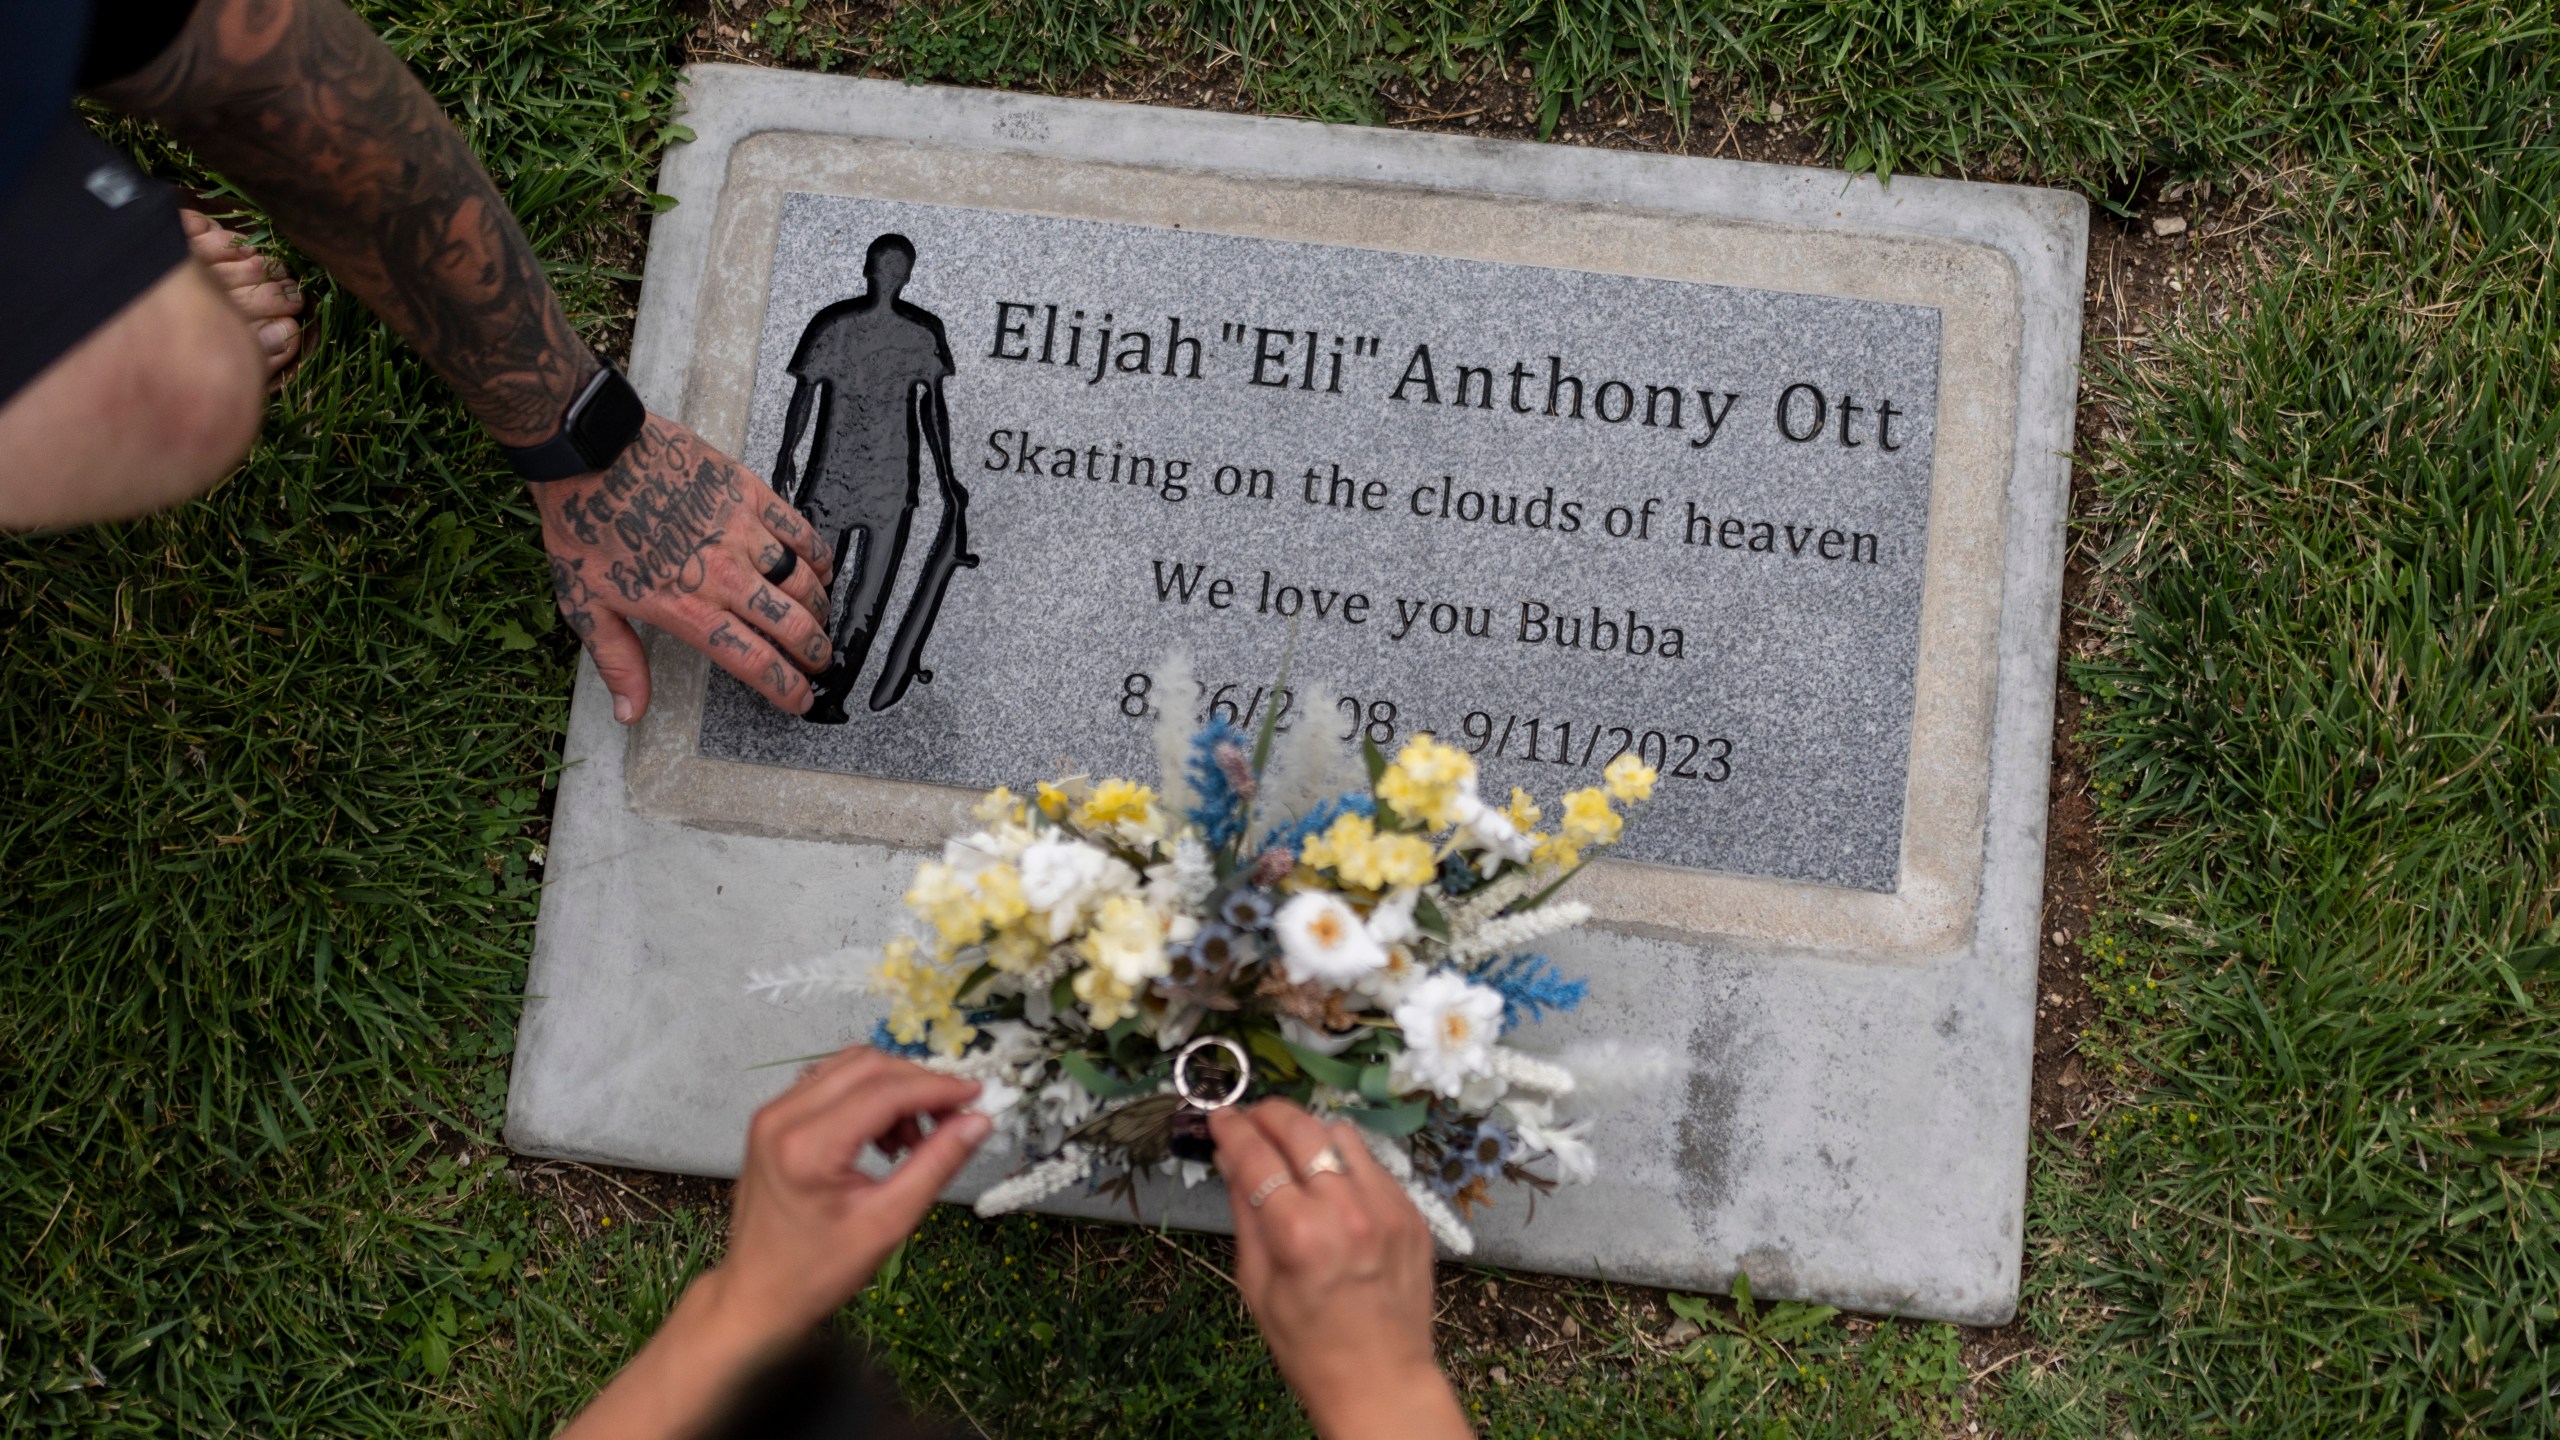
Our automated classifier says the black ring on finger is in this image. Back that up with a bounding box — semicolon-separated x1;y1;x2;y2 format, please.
760;547;799;586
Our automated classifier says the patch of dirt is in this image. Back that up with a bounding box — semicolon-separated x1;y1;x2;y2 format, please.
511;1155;732;1243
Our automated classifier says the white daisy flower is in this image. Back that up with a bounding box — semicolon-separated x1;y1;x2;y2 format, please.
1353;943;1428;1009
1274;892;1387;986
1391;972;1505;1097
1366;887;1421;945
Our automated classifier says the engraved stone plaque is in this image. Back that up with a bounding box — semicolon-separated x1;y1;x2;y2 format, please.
699;196;1942;891
508;67;2088;1325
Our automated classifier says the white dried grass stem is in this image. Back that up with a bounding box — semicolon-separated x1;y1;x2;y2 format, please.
973;1145;1095;1217
1452;901;1591;962
743;949;877;1003
1486;1047;1578;1096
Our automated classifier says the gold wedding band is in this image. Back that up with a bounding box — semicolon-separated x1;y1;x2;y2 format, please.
1303;1146;1348;1179
1246;1170;1295;1208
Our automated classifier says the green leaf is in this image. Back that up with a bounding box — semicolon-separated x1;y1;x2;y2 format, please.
1761;1302;1840;1342
1361;736;1389;784
1356;1061;1396;1104
1050;973;1077;1014
1730;1270;1755;1320
953;961;997;1005
1666;1292;1738;1335
1536;90;1563;139
1243;1026;1303;1079
1345;1098;1428;1135
1059;1051;1147;1099
1412;891;1452;942
875;1238;906;1289
1283;1040;1364;1091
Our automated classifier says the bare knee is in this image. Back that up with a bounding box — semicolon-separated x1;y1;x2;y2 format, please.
0;261;266;530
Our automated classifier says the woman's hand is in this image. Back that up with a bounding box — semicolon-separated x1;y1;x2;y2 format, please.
704;1046;991;1336
557;1046;991;1440
1209;1100;1473;1440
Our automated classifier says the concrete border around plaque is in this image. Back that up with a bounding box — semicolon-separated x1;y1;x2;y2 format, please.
509;65;2086;1324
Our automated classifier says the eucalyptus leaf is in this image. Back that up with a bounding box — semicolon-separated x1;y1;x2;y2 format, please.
1060;1050;1148;1099
1346;1098;1429;1135
1282;1040;1364;1091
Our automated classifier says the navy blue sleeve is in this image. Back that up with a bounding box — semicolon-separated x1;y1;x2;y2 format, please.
0;0;88;202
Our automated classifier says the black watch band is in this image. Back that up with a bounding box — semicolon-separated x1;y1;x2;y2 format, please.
501;359;647;481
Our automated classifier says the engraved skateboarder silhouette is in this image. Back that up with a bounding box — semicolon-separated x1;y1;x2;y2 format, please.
771;233;976;721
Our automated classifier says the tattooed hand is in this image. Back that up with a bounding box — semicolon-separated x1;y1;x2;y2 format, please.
539;414;835;721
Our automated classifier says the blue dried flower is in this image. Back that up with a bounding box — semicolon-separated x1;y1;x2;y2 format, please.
1185;720;1251;852
1471;953;1588;1034
1220;888;1276;931
1262;791;1377;860
1425;1117;1518;1195
868;1017;932;1059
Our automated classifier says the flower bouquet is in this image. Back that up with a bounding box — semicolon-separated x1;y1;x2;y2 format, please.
749;660;1656;1253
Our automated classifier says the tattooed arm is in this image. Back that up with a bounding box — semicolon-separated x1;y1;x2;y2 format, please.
94;0;835;719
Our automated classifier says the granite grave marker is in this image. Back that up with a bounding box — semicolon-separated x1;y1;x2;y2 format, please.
508;66;2087;1324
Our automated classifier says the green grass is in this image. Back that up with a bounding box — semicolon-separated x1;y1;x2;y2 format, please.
6;1;2558;1435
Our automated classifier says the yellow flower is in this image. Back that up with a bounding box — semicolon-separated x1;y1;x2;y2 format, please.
904;859;1034;959
1532;831;1583;870
985;925;1048;975
974;865;1029;929
1072;963;1143;1028
1378;733;1475;828
1559;787;1623;848
1081;892;1168;986
1603;753;1658;804
1034;781;1070;820
1504;787;1541;832
974;786;1028;826
876;935;977;1056
1074;777;1158;831
903;862;981;955
1300;812;1435;891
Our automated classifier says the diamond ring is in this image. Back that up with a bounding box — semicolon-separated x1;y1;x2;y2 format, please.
1246;1170;1296;1208
1302;1146;1348;1179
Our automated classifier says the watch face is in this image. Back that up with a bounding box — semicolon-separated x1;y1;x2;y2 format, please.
570;369;648;469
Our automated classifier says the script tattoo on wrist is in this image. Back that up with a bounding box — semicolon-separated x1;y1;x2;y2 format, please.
99;0;597;444
554;420;743;604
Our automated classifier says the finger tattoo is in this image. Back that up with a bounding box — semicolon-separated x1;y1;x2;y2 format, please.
707;619;755;657
747;586;791;624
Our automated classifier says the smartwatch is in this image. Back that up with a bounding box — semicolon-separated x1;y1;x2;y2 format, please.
500;359;647;480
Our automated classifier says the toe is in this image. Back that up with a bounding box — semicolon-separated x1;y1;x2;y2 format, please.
256;319;300;373
205;253;275;290
186;221;247;266
231;278;303;322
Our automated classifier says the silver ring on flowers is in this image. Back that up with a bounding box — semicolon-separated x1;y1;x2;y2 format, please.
1172;1034;1251;1111
1302;1145;1348;1179
1246;1170;1295;1208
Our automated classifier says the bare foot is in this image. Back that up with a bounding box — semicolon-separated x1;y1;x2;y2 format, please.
181;209;302;382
